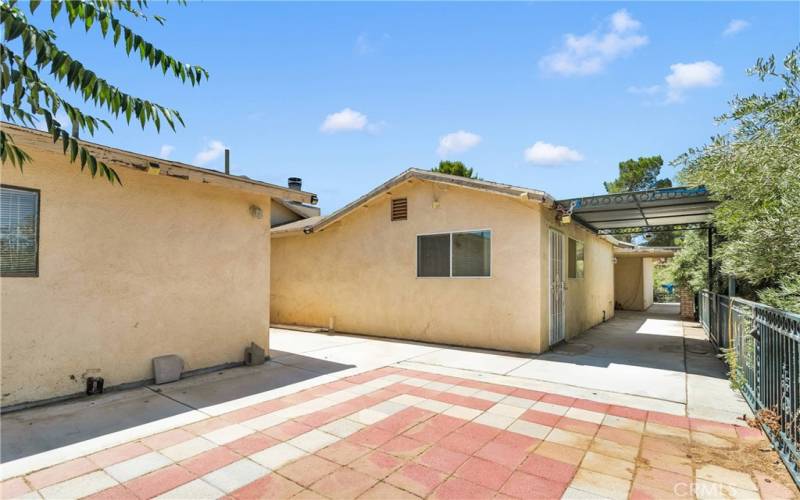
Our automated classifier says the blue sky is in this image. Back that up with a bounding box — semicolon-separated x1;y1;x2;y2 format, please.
29;2;799;212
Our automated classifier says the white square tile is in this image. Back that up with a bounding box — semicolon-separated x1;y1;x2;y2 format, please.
507;419;552;439
155;479;223;499
423;381;455;392
473;390;505;402
242;412;290;431
105;451;172;482
347;409;386;425
501;395;536;409
363;378;394;390
602;414;644;433
443;405;482;421
371;401;406;416
288;430;339;453
249;443;306;470
565;407;605;424
320;418;365;438
39;471;117;499
161;437;217;462
391;394;423;406
345;384;375;396
447;385;480;397
204;424;255;445
533;401;569;416
487;403;526;419
402;378;429;387
324;390;357;403
202;459;267;493
414;399;451;413
473;412;514;429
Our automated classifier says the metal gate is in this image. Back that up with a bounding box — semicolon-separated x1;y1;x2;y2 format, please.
549;229;565;345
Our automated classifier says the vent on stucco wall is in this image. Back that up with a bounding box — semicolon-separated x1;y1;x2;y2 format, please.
391;198;408;221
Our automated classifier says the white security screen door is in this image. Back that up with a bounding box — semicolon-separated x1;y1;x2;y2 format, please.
549;229;566;345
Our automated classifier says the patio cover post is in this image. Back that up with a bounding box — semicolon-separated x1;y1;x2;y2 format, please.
707;225;714;292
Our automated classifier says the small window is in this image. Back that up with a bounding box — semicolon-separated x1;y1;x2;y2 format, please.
568;238;584;279
417;234;450;277
417;230;491;278
391;198;407;221
1;185;40;277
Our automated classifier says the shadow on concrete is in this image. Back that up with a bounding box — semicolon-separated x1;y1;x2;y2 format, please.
538;306;725;379
1;353;353;463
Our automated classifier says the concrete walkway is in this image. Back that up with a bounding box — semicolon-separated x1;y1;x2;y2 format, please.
2;305;790;499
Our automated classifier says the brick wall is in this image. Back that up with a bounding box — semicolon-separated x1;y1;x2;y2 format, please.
679;287;695;320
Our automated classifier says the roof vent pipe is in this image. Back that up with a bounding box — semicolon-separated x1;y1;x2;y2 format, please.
288;177;302;191
224;149;230;175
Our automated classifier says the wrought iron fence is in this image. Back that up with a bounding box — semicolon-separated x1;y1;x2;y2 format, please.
699;290;800;485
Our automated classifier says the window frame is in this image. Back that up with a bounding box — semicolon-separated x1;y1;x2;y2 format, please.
0;184;41;278
416;228;492;279
567;237;584;280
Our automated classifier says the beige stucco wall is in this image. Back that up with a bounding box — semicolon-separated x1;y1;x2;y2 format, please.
1;146;272;407
535;210;615;352
271;180;545;353
614;256;650;311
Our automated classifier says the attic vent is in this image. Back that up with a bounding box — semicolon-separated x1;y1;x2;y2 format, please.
391;198;408;221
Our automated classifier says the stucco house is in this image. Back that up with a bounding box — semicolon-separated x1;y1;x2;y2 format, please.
613;245;676;311
0;124;316;409
270;169;617;354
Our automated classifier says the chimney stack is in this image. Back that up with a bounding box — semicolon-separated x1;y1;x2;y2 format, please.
224;149;230;175
288;177;302;191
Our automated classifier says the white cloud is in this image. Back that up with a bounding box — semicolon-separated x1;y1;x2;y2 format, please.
723;19;750;36
665;61;723;102
194;140;226;165
524;141;584;165
159;145;175;159
320;108;370;133
437;130;482;157
539;9;648;76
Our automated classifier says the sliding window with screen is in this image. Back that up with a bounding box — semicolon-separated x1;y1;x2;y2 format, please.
417;230;491;278
1;185;40;277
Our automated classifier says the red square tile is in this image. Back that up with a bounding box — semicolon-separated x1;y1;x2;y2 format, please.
415;446;469;474
648;412;690;429
572;398;610;414
452;422;501;443
555;416;600;436
295;411;338;428
540;393;575;407
380;435;429;459
511;388;546;401
375;407;435;435
349;451;404;479
325;401;361;420
404;420;451;444
518;454;577;483
520;409;561;427
386;463;448;498
277;455;340;487
1;478;32;499
432;476;495;500
26;457;97;490
482;382;516;395
184;417;229;435
221;406;265;424
310;467;377;498
454;456;513;491
140;428;195;450
226;433;279;456
474;441;528;469
263;420;313;441
348;426;396;449
180;446;241;476
596;425;642;447
438;431;487;456
316;440;371;466
89;442;151;468
359;481;420;500
84;485;139;500
608;405;648;421
634;467;692;494
125;464;195;499
249;399;291;415
231;473;304;500
493;430;540;451
735;425;765;441
689;418;737;437
640;436;688;457
500;471;568;499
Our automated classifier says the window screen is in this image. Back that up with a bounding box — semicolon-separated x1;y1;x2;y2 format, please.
452;230;491;277
568;238;584;279
417;234;450;277
1;186;39;277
